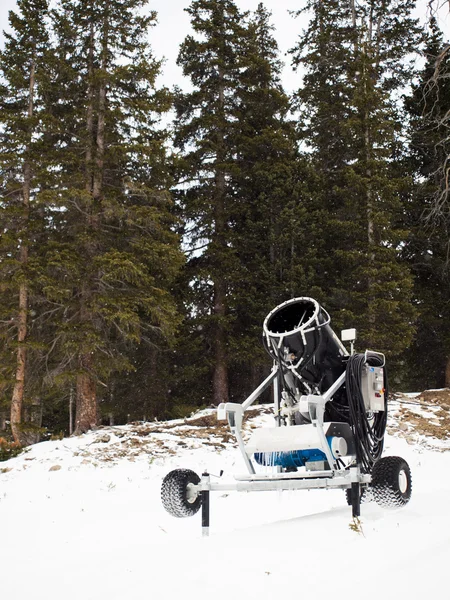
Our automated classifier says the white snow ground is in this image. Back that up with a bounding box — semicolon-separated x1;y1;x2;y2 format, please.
0;395;449;600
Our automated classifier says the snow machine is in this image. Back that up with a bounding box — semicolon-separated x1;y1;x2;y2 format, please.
161;297;412;534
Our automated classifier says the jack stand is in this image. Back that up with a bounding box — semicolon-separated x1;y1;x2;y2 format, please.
350;464;361;518
351;482;361;518
201;472;210;537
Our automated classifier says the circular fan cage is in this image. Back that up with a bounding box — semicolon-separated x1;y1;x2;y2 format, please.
263;297;348;395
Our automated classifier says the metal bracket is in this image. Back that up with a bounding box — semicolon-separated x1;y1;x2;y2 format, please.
365;349;385;367
217;366;278;475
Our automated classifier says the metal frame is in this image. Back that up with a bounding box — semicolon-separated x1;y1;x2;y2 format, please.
161;300;399;536
198;364;370;533
217;365;353;478
198;468;370;493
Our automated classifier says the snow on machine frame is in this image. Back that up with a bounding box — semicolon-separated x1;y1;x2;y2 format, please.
161;298;412;535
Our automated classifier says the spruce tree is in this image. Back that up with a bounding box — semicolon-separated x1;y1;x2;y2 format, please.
174;0;249;406
37;0;183;432
228;3;314;398
174;1;313;407
0;0;50;444
290;0;420;358
404;19;450;388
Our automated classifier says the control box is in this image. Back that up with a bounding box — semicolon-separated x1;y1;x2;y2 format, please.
361;365;385;412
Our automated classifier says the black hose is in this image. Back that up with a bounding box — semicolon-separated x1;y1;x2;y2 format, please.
345;353;388;473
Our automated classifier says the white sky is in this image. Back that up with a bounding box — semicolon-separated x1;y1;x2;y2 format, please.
0;0;449;92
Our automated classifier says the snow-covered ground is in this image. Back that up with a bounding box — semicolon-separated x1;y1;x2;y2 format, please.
0;394;449;600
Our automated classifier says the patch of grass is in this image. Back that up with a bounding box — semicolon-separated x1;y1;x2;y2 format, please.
349;517;365;536
399;407;450;440
418;389;450;406
0;438;23;462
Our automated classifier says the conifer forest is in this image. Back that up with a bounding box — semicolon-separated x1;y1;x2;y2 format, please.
0;0;449;445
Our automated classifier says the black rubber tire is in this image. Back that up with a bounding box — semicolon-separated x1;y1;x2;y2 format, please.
161;469;201;518
371;456;412;508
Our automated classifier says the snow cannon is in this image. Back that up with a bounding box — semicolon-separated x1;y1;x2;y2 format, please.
161;297;412;536
263;297;348;395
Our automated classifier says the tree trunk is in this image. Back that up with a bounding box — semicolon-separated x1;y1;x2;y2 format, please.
10;52;36;445
11;274;28;444
362;38;376;337
213;279;228;405
75;17;109;433
445;356;450;388
350;0;358;54
85;20;95;193
75;354;97;434
93;14;108;204
365;122;376;336
69;385;74;435
212;61;229;406
77;23;97;431
75;275;98;431
21;397;43;445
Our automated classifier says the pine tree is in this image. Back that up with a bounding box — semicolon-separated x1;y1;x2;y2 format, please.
36;0;183;432
228;3;315;398
290;0;420;358
174;1;314;407
404;19;450;388
0;0;50;444
174;0;250;406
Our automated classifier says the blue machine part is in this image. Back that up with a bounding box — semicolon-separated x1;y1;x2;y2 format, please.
254;437;336;468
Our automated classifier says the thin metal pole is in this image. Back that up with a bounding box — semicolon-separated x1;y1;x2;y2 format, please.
201;472;210;537
273;364;281;427
322;371;346;403
351;483;361;518
242;366;278;410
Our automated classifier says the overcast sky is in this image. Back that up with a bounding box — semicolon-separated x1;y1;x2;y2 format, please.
0;0;449;93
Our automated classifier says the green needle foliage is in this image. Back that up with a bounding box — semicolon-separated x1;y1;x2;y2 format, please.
290;0;420;358
174;0;253;406
173;1;312;407
403;19;450;388
33;0;183;432
0;0;51;443
228;4;315;398
1;0;449;436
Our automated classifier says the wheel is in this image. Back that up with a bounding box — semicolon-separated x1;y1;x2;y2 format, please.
371;456;412;508
161;469;201;518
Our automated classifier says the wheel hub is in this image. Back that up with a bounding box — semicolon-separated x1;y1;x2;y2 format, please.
398;469;408;493
186;482;198;504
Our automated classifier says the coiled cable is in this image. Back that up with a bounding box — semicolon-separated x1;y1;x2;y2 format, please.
345;353;388;473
